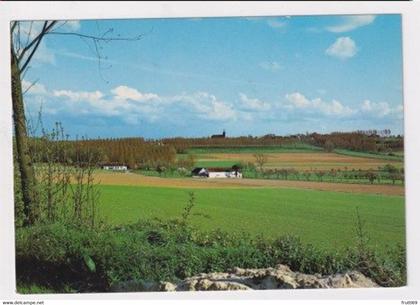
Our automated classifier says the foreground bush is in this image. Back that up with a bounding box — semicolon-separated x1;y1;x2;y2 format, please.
15;219;406;293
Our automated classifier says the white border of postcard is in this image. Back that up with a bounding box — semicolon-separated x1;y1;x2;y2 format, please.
1;1;420;304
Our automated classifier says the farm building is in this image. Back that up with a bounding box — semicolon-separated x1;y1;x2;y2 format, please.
191;167;209;177
191;165;242;178
102;164;128;171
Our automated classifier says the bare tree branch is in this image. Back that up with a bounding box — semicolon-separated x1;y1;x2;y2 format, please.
48;21;69;32
19;32;45;73
47;29;145;83
17;21;48;62
18;21;57;64
22;78;40;96
21;65;31;80
17;22;21;54
11;21;17;33
19;21;57;73
24;21;34;50
47;31;144;42
10;22;18;55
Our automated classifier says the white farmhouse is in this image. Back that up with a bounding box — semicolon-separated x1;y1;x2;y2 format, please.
208;170;243;178
102;164;128;171
191;166;242;179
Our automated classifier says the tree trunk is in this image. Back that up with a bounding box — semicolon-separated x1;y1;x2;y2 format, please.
11;48;38;226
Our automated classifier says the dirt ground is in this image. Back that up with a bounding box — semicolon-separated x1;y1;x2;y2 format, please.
94;172;404;196
198;152;402;170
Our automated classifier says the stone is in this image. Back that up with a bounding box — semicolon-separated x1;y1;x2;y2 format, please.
159;281;177;292
111;265;379;292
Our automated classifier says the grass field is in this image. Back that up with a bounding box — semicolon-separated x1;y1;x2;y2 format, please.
195;160;240;168
334;149;404;162
98;184;405;251
96;145;405;254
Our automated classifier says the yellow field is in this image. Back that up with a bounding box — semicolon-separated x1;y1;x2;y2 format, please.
197;152;402;170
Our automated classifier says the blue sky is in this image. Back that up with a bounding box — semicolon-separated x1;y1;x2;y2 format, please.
20;14;404;139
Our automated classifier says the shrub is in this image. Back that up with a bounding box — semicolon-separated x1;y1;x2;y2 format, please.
365;171;377;184
16;218;406;293
383;164;399;174
324;140;335;152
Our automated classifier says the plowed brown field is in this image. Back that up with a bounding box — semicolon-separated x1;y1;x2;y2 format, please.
94;172;404;196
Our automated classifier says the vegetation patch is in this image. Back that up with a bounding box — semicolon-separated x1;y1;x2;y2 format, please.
334;149;404;162
16;217;406;293
97;184;405;250
191;152;402;171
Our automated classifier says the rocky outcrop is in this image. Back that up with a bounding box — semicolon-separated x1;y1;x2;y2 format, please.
110;264;379;292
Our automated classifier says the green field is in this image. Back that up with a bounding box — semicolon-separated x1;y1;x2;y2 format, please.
194;160;241;168
186;144;322;154
334;149;404;162
98;184;405;251
181;144;322;168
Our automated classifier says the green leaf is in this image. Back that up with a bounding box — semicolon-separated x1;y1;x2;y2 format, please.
83;255;96;273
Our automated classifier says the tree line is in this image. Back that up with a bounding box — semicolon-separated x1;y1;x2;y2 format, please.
162;131;403;154
31;137;179;170
30;129;403;172
303;131;403;153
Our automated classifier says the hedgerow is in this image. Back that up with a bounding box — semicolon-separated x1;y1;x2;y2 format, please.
15;217;406;293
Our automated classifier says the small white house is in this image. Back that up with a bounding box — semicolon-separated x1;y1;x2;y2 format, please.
102;165;128;171
208;170;243;179
191;166;242;179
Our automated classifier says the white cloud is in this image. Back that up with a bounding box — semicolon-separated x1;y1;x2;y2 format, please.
322;99;354;116
174;92;237;121
22;80;48;95
285;92;354;116
62;21;81;31
245;17;288;30
29;82;237;123
111;85;159;102
207;100;237;121
284;92;403;120
285;92;311;108
52;88;142;119
25;81;403;127
239;93;271;111
53;89;104;102
326;15;376;33
361;100;403;118
326;37;358;59
259;61;282;71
